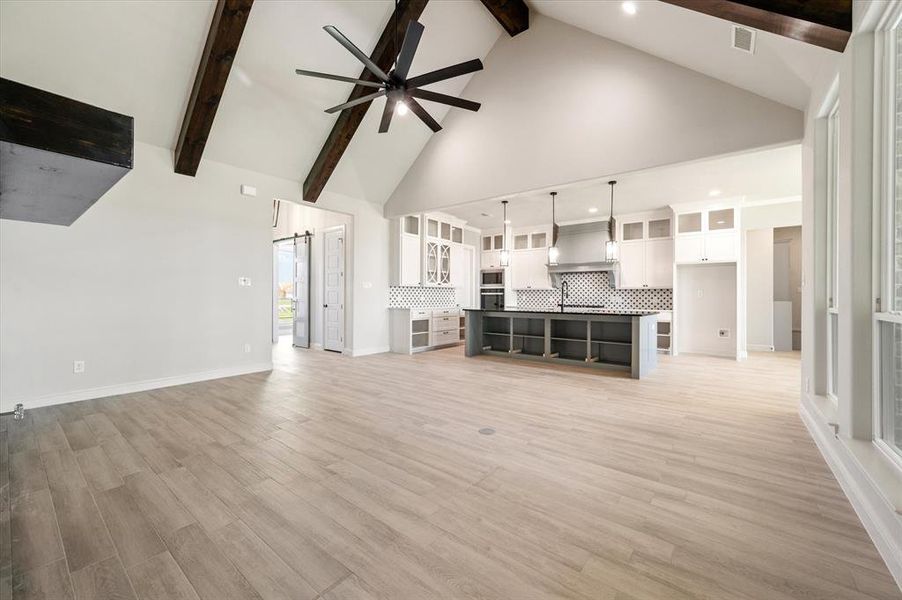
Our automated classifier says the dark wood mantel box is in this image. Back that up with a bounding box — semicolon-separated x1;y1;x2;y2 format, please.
0;78;134;226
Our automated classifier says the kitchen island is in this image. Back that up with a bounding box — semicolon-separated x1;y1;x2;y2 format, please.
464;308;658;379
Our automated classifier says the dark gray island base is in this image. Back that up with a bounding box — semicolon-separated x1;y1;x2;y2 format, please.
464;308;658;379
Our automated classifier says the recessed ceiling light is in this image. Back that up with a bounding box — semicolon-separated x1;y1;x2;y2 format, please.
588;207;599;213
709;189;722;197
621;1;637;15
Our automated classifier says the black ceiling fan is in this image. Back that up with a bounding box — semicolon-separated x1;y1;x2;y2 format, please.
295;19;483;133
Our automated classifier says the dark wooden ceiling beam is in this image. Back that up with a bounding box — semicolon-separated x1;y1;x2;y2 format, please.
479;0;529;37
302;0;428;202
175;0;254;176
660;0;851;53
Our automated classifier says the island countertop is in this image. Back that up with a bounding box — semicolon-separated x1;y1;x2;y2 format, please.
463;307;659;317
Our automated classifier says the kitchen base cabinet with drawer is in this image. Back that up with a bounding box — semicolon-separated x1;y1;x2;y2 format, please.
390;308;465;354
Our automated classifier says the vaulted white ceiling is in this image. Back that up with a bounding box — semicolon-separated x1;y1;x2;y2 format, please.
0;0;502;204
529;0;839;111
1;0;822;211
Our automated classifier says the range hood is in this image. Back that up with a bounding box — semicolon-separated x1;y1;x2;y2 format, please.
547;220;620;288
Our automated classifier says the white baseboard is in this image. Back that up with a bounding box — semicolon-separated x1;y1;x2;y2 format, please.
747;344;775;352
799;396;902;589
8;362;273;411
350;346;390;357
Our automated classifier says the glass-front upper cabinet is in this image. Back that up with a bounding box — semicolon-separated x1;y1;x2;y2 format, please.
531;232;547;248
648;218;671;238
622;221;644;241
403;215;419;235
440;222;451;241
677;212;703;234
451;226;463;243
708;208;735;231
482;235;493;251
514;234;529;250
427;218;439;238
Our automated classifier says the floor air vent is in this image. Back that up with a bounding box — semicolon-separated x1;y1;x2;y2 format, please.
732;24;756;54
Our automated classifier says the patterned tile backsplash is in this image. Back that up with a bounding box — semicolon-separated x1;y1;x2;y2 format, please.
389;286;457;308
516;272;672;311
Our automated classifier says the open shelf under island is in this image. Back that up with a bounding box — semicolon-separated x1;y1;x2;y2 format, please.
464;308;658;379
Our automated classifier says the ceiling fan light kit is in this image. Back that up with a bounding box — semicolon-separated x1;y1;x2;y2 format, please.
295;19;483;134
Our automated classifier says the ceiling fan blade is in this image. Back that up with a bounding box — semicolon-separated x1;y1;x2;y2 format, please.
407;98;442;132
379;97;396;133
324;89;386;114
323;25;390;82
295;69;385;89
408;89;480;112
393;20;424;81
405;59;483;89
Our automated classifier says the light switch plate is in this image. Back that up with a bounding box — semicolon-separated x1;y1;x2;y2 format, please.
73;360;85;374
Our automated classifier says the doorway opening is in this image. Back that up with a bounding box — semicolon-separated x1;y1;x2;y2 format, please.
272;200;352;353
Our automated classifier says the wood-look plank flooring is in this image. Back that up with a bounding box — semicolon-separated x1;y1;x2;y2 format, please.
1;342;899;599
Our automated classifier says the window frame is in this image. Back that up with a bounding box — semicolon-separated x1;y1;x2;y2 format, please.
826;100;840;405
872;8;902;471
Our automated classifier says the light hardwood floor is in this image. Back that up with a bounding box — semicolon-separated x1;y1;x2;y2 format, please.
1;343;900;600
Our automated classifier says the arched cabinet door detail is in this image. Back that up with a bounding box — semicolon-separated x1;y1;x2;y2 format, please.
425;242;439;285
440;244;451;284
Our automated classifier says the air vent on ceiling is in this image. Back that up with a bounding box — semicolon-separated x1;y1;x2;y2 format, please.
732;24;756;54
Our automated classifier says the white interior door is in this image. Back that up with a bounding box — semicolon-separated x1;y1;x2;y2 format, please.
293;235;310;348
323;227;345;352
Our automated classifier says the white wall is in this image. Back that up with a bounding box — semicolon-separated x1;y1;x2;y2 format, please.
676;263;737;357
746;229;775;351
742;201;802;230
0;142;391;409
386;14;804;217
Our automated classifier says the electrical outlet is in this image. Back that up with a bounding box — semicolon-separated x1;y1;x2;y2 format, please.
73;360;85;374
717;329;730;338
243;343;251;353
697;289;704;298
237;277;253;287
611;295;623;303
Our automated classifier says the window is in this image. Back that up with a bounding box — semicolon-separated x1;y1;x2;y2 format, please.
876;22;902;463
826;102;840;402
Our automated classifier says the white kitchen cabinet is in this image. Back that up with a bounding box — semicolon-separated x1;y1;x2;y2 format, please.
704;231;739;262
510;248;549;289
481;250;502;269
674;235;705;263
674;231;738;264
644;239;674;287
390;308;463;354
618;242;646;288
391;216;423;286
619;239;673;289
399;233;421;285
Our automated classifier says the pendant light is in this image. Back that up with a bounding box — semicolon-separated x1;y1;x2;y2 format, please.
499;200;511;267
547;192;560;266
605;180;620;262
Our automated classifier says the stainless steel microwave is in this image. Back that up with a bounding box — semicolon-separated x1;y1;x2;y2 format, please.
480;269;504;287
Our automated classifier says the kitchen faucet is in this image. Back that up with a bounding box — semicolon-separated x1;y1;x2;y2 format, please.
559;280;569;313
